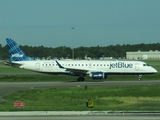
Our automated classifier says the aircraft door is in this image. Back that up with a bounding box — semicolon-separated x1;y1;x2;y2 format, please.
89;63;92;68
135;63;139;71
36;63;40;70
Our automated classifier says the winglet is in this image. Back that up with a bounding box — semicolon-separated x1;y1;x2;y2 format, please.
55;60;64;69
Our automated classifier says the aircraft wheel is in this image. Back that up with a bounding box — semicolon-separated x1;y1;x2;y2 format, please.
77;77;84;82
81;77;85;81
138;75;142;81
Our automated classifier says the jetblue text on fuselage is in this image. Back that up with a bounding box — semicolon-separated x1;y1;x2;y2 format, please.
109;62;133;69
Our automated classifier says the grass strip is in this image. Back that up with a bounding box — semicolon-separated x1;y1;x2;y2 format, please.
1;86;160;111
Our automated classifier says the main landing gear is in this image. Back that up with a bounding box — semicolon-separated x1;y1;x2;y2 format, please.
77;75;85;82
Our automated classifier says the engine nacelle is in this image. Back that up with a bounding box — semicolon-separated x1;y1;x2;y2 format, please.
89;72;106;79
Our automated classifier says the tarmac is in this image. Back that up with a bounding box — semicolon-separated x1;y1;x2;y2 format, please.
0;111;160;116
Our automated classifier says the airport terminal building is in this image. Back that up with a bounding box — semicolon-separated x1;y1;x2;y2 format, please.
126;50;160;60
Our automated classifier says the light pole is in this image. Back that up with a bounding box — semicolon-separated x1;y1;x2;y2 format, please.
72;27;74;60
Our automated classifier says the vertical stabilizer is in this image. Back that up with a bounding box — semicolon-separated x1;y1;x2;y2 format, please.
6;38;34;61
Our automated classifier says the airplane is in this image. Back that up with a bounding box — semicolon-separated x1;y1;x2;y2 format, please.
5;38;157;81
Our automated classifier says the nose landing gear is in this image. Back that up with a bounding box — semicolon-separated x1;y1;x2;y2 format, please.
138;75;142;81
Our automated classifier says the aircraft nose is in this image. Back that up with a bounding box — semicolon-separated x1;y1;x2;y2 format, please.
152;68;158;73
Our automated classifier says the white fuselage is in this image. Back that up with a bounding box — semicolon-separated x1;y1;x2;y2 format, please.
14;60;157;75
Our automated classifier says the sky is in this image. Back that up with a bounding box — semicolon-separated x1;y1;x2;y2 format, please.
0;0;160;48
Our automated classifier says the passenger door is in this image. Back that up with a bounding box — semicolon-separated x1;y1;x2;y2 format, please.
36;63;40;70
135;63;139;71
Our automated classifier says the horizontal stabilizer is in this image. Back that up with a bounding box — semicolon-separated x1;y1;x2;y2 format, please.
4;61;22;68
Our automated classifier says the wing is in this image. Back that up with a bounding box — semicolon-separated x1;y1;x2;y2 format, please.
63;67;89;74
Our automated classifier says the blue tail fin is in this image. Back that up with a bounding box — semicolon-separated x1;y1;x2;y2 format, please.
6;38;34;61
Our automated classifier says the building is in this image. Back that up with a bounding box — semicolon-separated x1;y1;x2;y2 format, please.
126;50;160;60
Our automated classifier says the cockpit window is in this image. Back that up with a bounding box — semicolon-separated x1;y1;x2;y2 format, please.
143;64;150;66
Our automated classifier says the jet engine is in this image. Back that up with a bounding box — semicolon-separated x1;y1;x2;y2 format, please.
89;72;107;79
